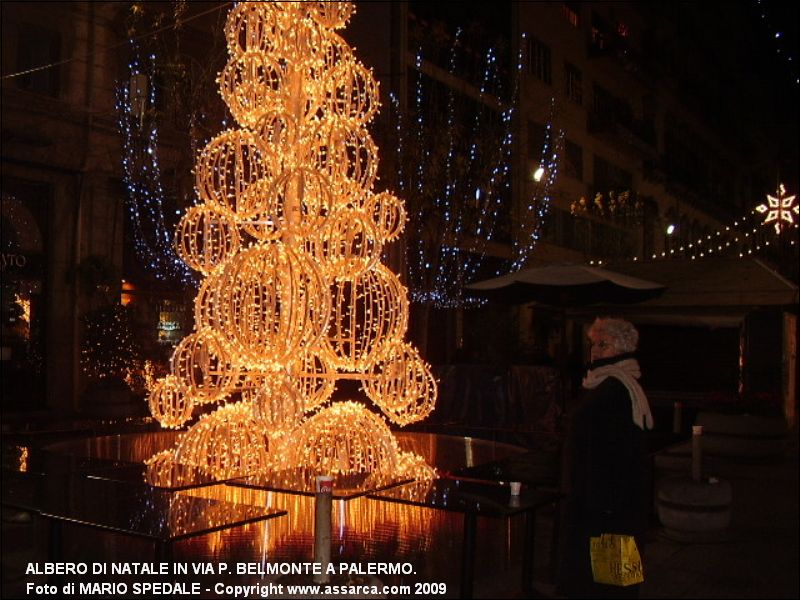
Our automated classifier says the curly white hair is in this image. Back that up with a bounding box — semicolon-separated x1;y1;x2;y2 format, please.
587;317;639;354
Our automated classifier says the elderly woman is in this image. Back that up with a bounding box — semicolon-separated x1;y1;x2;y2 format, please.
559;317;653;598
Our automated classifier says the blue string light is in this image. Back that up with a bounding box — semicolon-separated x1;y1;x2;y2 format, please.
116;43;195;286
396;36;518;308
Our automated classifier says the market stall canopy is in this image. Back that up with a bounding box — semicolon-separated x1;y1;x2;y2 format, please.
574;258;799;327
465;264;666;306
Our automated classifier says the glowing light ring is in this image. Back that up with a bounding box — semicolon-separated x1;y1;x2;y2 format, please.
311;207;382;280
225;2;280;57
309;123;378;197
175;205;240;275
288;350;336;411
220;52;286;130
251;370;306;436
216;244;332;368
308;1;355;30
170;328;236;405
255;110;298;158
241;167;335;240
365;191;406;242
282;401;399;475
325;59;379;126
362;342;437;426
148;375;194;429
173;402;271;478
323;263;409;371
193;271;224;332
195;129;274;217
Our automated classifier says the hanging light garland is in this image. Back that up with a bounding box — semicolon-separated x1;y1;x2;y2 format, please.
512;86;563;271
145;1;436;484
392;32;518;308
588;186;799;265
116;46;195;285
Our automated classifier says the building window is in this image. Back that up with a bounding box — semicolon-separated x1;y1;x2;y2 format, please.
527;120;552;159
593;156;632;192
590;11;612;52
564;62;582;105
15;24;61;97
564;140;583;181
1;181;50;410
562;2;580;28
527;37;551;84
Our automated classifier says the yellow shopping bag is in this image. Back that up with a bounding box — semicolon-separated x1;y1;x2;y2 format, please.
589;533;644;586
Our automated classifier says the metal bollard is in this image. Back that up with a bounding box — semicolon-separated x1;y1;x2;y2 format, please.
673;401;683;434
313;475;333;583
692;425;703;482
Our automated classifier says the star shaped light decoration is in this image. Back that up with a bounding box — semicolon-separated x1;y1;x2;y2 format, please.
756;184;798;234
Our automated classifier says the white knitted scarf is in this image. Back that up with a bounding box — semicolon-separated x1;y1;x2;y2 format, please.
582;358;654;430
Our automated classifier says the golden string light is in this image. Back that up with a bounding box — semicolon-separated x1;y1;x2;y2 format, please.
363;342;437;427
281;401;401;476
146;1;436;483
172;402;272;478
148;375;193;429
322;264;409;371
170;328;236;405
175;205;241;275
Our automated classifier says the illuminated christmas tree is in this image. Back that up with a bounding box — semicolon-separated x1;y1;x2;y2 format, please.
145;1;436;483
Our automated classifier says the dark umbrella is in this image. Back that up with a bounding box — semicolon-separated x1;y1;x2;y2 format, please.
465;264;665;306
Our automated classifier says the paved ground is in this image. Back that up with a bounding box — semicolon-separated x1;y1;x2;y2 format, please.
474;426;800;599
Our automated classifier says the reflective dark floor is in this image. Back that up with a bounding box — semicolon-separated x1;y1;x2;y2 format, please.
2;431;548;599
5;428;796;599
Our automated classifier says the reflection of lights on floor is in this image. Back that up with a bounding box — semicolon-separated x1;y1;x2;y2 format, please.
178;485;443;560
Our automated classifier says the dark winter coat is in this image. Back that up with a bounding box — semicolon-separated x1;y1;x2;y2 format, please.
559;354;647;598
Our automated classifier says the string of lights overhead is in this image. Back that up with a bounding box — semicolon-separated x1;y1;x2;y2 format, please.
589;185;798;265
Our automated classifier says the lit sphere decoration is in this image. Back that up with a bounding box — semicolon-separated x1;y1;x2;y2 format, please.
219;52;285;130
215;244;331;368
325;59;380;126
255;109;297;156
365;191;406;242
175;205;240;275
362;342;437;426
282;401;400;475
143;449;177;487
172;402;271;478
310;124;378;196
170;328;236;405
193;270;224;332
288;350;336;411
315;31;354;84
323;263;408;371
149;1;436;482
250;369;307;435
148;375;193;429
241;168;335;240
308;1;355;30
310;207;382;280
195;129;274;216
225;2;280;57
